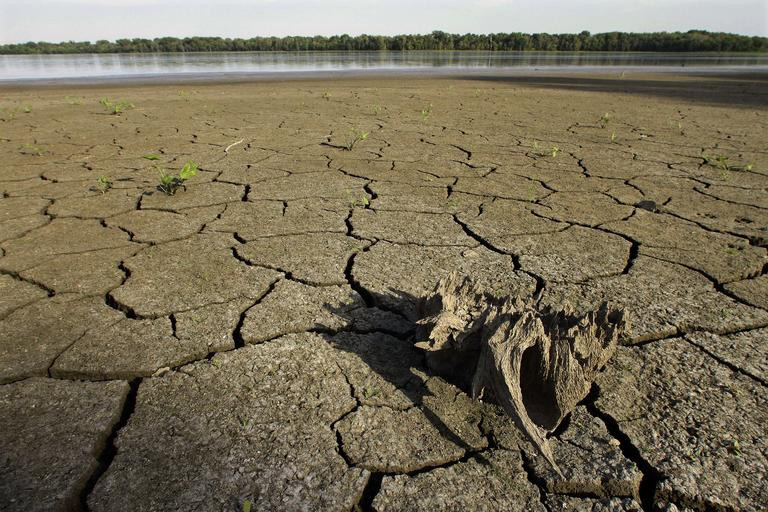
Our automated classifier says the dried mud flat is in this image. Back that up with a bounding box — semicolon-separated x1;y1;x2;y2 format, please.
1;73;767;511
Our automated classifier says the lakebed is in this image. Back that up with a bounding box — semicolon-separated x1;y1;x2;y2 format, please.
1;73;767;511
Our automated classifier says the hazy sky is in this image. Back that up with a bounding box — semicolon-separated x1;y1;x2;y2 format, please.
1;0;766;44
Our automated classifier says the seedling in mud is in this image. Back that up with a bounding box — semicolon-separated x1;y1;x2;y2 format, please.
610;132;617;143
599;112;611;128
725;438;742;456
20;143;46;156
362;387;380;399
99;98;134;115
242;499;253;512
677;122;685;136
22;104;31;113
704;154;754;175
345;130;369;151
702;154;730;171
0;105;24;121
143;153;162;161
321;92;331;101
371;104;383;115
531;141;559;158
96;175;112;193
237;415;252;429
350;196;370;208
65;96;82;105
157;161;198;195
420;103;433;121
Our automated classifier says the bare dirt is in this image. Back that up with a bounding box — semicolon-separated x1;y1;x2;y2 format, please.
0;73;766;511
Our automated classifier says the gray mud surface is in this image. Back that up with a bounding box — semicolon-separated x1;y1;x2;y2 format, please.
1;74;766;511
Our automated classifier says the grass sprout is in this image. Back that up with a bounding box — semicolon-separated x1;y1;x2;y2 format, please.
702;154;730;171
420;103;433;121
345;130;369;151
20;143;46;156
100;98;134;115
350;196;370;208
96;175;112;193
157;161;198;195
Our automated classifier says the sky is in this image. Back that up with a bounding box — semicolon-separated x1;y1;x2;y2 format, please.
0;0;766;44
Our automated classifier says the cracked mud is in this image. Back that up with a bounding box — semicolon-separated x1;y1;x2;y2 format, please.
1;74;766;511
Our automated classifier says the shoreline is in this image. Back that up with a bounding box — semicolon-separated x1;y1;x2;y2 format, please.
1;69;767;512
3;66;768;89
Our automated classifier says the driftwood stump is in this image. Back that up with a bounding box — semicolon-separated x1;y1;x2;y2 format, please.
416;274;628;475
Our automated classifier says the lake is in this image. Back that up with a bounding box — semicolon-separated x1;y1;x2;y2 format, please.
1;51;767;82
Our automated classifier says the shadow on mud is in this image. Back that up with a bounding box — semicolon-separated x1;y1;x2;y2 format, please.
455;73;768;107
319;287;495;467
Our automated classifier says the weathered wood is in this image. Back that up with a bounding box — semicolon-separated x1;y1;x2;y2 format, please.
417;274;628;475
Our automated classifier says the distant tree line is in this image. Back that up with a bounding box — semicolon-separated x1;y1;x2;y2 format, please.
1;30;765;54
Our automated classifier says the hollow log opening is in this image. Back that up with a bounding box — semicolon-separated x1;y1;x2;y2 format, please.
519;343;561;432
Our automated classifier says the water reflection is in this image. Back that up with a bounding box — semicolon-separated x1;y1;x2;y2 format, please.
1;51;766;80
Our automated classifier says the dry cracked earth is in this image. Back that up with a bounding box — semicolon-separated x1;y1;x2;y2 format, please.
0;74;767;511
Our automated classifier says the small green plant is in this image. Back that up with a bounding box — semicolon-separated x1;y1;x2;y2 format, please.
321;92;331;101
371;104;382;115
420;103;433;121
350;196;370;208
677;121;684;135
22;104;32;113
242;499;252;512
96;175;112;193
65;96;82;105
362;387;380;399
99;97;134;115
703;154;730;171
143;153;162;161
178;89;190;99
157;161;198;195
20;143;46;156
703;154;754;174
0;106;19;121
530;141;557;157
725;438;742;456
730;162;754;172
599;112;611;128
345;130;369;151
610;131;617;143
237;414;252;429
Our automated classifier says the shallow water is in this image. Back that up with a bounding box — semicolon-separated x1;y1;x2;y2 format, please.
1;51;767;81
